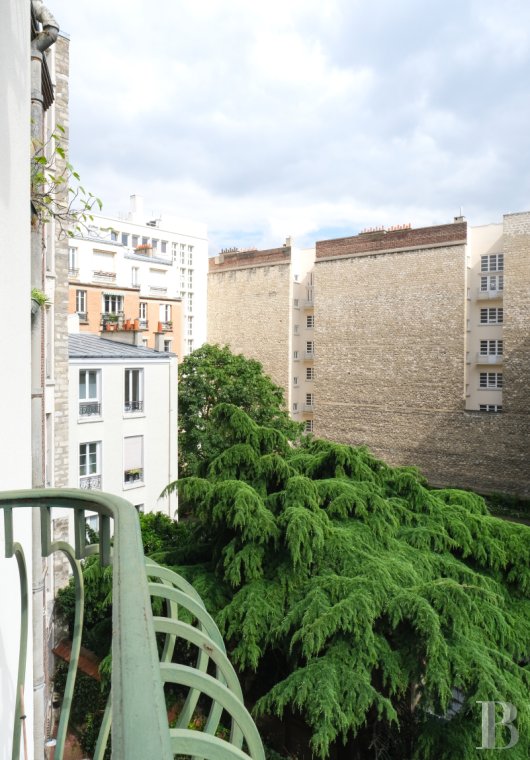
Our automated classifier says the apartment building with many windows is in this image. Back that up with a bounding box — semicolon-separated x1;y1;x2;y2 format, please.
208;240;315;431
68;194;208;358
68;333;178;516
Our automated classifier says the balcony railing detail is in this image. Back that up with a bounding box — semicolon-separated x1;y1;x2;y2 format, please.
79;402;101;417
79;474;102;490
124;400;144;413
92;271;117;284
68;268;79;278
0;489;265;760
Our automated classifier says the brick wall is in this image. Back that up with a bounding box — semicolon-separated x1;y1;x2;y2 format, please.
210;246;291;272
208;259;292;395
314;221;530;496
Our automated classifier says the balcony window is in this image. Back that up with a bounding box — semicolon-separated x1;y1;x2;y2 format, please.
305;420;314;432
103;294;123;314
306;315;314;328
132;235;139;248
76;289;87;321
161;240;168;253
479;405;502;413
124;368;144;413
481;254;504;272
480;275;504;292
306;367;315;381
132;267;140;288
124;435;144;486
480;308;503;324
121;232;129;246
68;246;79;277
139;301;148;328
79;369;101;417
480;340;503;356
79;441;101;489
479;372;503;389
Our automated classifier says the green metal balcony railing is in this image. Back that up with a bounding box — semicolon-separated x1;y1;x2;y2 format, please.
0;489;265;760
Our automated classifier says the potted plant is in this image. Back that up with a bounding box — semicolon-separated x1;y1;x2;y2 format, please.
31;288;49;316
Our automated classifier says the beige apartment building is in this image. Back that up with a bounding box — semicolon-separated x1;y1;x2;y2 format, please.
208;213;530;496
208;241;316;432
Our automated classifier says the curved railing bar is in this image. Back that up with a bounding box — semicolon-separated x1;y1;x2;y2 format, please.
153;618;244;749
144;559;206;608
168;730;258;760
49;541;84;760
161;664;265;760
0;489;173;760
9;543;28;760
93;693;112;760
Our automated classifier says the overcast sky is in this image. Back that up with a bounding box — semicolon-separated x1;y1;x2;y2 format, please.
51;0;530;252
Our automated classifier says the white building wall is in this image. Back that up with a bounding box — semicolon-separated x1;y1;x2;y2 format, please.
0;1;34;756
68;357;178;515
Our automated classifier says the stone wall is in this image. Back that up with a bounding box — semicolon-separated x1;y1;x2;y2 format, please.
208;253;292;395
315;220;530;496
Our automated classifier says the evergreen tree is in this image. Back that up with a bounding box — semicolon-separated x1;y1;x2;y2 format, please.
178;344;300;476
163;404;530;759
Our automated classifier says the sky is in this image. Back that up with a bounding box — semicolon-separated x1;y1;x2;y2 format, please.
51;0;530;253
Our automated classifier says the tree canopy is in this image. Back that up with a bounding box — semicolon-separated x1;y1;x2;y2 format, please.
162;403;530;759
178;344;300;476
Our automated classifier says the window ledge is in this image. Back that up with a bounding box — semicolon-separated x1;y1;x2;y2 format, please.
123;481;145;491
78;416;103;424
123;413;146;420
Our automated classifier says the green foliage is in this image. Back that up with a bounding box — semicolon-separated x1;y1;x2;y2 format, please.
165;404;530;759
177;344;301;476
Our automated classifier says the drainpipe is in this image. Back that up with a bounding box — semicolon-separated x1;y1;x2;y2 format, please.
31;4;59;758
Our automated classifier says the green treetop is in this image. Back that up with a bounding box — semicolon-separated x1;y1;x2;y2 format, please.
163;404;530;759
178;344;300;477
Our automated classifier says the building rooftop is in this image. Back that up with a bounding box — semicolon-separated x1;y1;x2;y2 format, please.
69;333;174;359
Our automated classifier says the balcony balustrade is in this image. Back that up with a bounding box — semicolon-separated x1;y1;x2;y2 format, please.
476;353;503;365
0;489;265;760
124;400;144;413
476;287;503;300
92;271;116;284
79;401;101;417
79;474;102;490
68;268;79;278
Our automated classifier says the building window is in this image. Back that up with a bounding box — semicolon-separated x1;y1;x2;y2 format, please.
187;338;194;353
68;246;78;276
180;249;185;265
306;315;314;328
131;267;140;287
161;240;168;253
305;420;314;432
110;230;118;242
121;232;129;246
124;368;144;412
305;393;314;408
187;293;193;312
292;402;298;412
293;350;299;360
306;341;314;357
293;298;299;308
188;245;193;265
479;404;503;413
79;441;101;489
480;340;503;356
132;235;139;248
481;254;504;272
164;340;172;352
293;376;298;386
124;435;144;485
480;307;503;324
294;324;299;335
79;369;101;417
139;301;148;327
479;372;503;389
103;294;123;314
159;303;172;325
135;504;145;514
142;237;149;246
306;367;315;381
187;315;193;336
152;239;158;251
480;274;504;292
76;289;87;320
85;513;99;533
187;271;193;288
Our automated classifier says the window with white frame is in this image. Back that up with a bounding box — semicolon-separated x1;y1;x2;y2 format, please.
159;303;172;324
79;369;101;417
480;307;503;324
124;368;144;412
161;240;168;253
68;246;78;274
79;441;101;489
293;376;298;386
164;340;172;353
479;340;503;356
124;435;144;485
187;245;193;265
479;372;503;389
110;230;118;242
306;341;314;356
293;324;299;335
305;393;314;407
152;239;158;251
139;302;147;326
292;402;298;412
76;289;87;319
293;350;299;360
479;404;502;413
142;237;149;246
103;294;123;314
305;420;314;432
306;367;315;381
85;513;99;533
293;298;299;308
131;267;140;287
306;315;314;328
187;293;193;312
187;271;193;288
132;235;139;248
187;316;193;336
180;248;185;265
480;274;504;291
481;254;504;272
187;338;194;353
121;232;129;246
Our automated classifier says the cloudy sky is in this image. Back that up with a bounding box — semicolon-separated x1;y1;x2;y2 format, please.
51;0;530;252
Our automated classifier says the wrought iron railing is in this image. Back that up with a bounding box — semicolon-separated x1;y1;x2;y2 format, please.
0;489;265;760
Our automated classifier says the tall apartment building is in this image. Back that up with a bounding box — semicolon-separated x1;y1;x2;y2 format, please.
68;194;208;358
208;241;316;431
208;215;530;496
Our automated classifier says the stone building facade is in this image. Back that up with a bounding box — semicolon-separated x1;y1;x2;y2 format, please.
314;216;530;496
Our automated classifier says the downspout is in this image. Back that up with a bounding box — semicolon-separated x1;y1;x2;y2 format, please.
30;4;59;758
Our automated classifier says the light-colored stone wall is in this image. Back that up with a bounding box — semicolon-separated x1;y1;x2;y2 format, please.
208;257;292;394
314;222;530;496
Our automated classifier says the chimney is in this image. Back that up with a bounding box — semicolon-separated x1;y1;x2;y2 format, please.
129;194;144;222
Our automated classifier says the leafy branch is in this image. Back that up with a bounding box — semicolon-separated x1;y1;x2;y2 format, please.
31;124;102;238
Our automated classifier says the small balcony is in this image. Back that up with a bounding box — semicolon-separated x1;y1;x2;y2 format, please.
476;353;503;365
476;287;503;300
79;474;102;490
124;467;144;485
134;244;152;255
304;351;315;360
79;401;101;417
0;489;265;759
76;311;88;323
124;400;144;413
139;318;148;329
101;312;124;330
92;270;116;284
303;403;314;412
150;285;168;295
68;268;79;279
160;321;173;332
